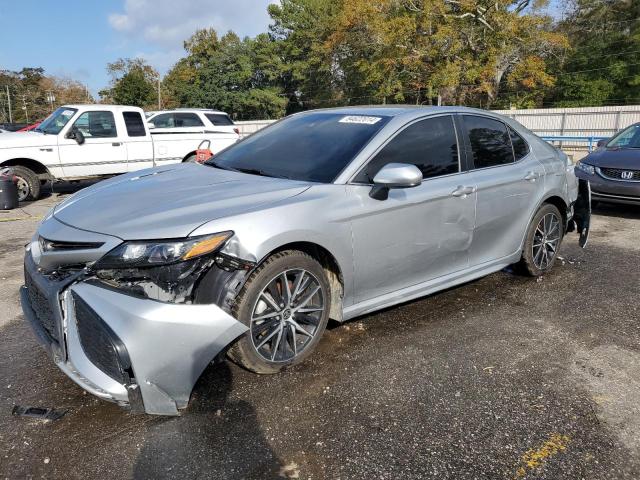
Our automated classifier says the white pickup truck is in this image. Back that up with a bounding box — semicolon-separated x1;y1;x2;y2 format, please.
0;105;239;200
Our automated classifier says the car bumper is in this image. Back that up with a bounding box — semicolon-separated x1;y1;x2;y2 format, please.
576;170;640;205
21;253;247;415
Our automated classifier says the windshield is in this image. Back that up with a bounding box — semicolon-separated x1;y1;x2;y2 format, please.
607;124;640;148
207;112;390;183
36;107;77;135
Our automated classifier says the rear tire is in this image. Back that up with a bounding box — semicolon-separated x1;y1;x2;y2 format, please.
227;250;331;374
11;166;41;201
519;203;564;276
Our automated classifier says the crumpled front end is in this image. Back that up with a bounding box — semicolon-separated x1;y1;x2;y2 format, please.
20;218;248;415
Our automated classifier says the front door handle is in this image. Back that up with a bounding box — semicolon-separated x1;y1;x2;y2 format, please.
112;142;122;147
451;185;476;197
524;171;540;182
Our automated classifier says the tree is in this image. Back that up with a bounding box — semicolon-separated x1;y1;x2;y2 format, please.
100;58;158;108
162;29;287;119
547;0;640;107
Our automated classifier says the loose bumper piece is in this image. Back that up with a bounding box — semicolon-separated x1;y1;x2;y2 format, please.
22;278;247;415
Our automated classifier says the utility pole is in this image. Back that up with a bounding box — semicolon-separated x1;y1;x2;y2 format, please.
46;90;55;111
157;78;161;110
85;84;90;102
6;86;12;123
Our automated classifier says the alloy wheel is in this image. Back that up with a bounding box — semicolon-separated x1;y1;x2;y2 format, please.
532;212;561;270
15;176;29;202
250;268;325;362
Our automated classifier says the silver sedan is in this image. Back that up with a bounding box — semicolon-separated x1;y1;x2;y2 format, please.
21;106;590;415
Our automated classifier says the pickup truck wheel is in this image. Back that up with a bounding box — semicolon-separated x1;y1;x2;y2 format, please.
519;203;564;277
227;250;331;374
12;166;41;201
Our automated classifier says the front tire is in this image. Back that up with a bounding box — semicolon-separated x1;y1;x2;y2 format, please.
228;250;331;374
519;203;564;276
11;166;41;201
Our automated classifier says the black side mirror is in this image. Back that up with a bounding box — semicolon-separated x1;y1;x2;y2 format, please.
596;138;608;148
67;127;85;145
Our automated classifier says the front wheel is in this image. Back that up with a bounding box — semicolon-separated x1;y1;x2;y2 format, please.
228;250;331;374
519;203;564;276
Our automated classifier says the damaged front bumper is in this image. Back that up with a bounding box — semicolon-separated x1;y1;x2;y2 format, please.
21;253;247;415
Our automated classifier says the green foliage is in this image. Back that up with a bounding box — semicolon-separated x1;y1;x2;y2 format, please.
100;58;159;109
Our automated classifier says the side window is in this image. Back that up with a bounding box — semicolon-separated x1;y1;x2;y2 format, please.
508;126;529;161
123;111;147;137
150;113;174;128
205;113;234;126
354;115;459;183
463;116;514;168
174;113;204;127
72;111;117;138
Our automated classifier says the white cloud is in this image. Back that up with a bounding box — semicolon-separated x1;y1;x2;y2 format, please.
108;0;276;49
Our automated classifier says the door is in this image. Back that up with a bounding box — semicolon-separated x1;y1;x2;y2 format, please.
58;110;128;177
148;112;206;165
459;115;546;266
122;111;155;172
349;115;477;303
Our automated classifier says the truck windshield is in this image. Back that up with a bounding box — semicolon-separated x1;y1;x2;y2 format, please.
36;107;77;135
207;112;390;183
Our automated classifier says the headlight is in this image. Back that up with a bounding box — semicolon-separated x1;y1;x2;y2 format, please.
575;161;595;175
94;231;233;269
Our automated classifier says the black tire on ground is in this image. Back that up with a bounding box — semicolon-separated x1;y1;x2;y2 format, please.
184;154;197;163
11;166;41;201
519;203;564;277
227;250;331;374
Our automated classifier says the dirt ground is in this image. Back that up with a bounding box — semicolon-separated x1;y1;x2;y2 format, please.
0;185;639;479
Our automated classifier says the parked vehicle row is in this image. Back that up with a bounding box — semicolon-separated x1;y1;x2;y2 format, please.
0;106;239;200
20;106;591;415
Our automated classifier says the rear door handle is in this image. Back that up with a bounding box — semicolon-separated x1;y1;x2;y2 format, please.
524;171;540;181
451;185;476;197
112;142;122;147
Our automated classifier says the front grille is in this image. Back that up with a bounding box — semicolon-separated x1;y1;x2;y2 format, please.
39;237;104;252
25;270;59;342
73;292;131;383
599;167;640;181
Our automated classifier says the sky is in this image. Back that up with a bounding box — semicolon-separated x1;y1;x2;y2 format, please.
0;0;276;95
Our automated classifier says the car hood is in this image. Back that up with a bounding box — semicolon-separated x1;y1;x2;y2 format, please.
583;148;640;168
53;164;311;240
0;131;53;149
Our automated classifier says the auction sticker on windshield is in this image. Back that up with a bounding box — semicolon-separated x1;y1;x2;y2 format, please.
339;115;382;125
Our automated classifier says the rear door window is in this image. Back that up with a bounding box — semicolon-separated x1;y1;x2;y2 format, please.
462;116;514;168
123;111;147;137
205;113;234;126
173;113;204;127
508;126;529;161
354;115;459;183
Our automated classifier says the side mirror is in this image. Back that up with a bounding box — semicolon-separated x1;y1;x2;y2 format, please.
596;138;608;148
370;163;423;200
66;127;85;145
147;122;156;130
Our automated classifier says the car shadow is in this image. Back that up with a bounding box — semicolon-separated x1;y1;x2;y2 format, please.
592;202;640;220
132;361;283;479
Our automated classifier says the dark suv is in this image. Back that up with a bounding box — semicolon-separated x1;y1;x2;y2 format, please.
575;123;640;205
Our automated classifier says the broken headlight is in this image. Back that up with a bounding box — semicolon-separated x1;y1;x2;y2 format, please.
94;232;233;269
575;161;595;176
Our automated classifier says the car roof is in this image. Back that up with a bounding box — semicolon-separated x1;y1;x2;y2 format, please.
150;108;229;115
297;105;505;121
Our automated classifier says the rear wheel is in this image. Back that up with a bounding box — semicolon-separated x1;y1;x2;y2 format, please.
519;203;564;276
11;166;41;201
228;250;330;374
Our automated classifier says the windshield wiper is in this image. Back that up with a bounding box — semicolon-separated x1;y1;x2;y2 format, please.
233;167;291;180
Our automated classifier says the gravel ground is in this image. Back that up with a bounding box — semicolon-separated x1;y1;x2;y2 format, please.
0;186;639;479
